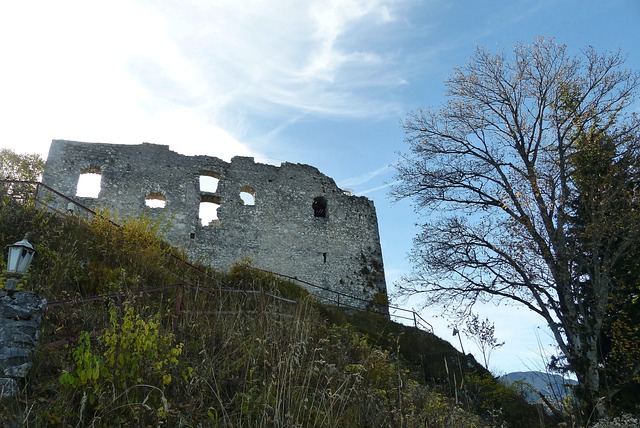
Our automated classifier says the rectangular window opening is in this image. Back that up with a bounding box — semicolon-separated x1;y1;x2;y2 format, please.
199;173;220;193
76;169;102;198
313;196;327;217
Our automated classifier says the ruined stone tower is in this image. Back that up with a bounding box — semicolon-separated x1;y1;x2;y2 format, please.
42;140;387;308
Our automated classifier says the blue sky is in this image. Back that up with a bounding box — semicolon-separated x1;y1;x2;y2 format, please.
1;0;639;374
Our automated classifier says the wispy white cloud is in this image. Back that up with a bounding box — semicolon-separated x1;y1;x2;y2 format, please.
0;0;253;160
302;0;394;81
147;0;412;121
0;0;420;159
340;164;394;187
260;115;307;144
357;180;402;196
337;164;401;197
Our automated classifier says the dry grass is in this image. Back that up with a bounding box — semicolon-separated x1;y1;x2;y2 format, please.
0;192;526;427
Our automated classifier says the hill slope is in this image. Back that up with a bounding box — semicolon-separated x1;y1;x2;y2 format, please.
0;189;540;427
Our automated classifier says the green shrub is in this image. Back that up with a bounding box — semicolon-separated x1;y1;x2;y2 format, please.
58;303;186;425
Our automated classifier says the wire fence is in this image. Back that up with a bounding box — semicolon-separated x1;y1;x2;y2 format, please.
2;180;433;333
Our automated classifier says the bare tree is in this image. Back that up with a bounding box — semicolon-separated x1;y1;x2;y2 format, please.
392;38;640;418
462;313;504;370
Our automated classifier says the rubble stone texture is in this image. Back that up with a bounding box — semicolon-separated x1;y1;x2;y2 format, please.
42;140;387;309
0;291;47;398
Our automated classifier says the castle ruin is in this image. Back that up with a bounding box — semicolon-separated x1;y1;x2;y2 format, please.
42;140;387;308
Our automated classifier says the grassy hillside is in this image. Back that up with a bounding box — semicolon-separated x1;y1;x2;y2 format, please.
0;189;541;427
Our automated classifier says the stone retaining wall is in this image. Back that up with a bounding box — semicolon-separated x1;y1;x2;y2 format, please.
0;291;46;398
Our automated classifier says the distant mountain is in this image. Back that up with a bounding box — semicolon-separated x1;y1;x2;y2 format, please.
499;371;578;404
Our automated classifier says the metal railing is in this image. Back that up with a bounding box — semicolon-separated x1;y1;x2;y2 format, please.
256;268;433;332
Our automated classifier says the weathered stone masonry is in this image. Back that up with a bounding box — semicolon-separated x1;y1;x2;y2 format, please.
0;291;47;398
42;140;387;308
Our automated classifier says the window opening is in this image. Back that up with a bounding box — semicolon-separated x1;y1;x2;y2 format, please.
240;186;256;206
76;167;102;198
145;192;166;208
199;174;220;193
312;196;327;217
323;252;327;263
199;200;220;226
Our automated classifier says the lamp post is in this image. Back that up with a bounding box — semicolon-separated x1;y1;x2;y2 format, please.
0;234;43;403
4;235;36;292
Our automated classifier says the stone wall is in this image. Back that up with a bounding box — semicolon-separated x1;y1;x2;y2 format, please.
0;291;47;398
42;140;387;308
